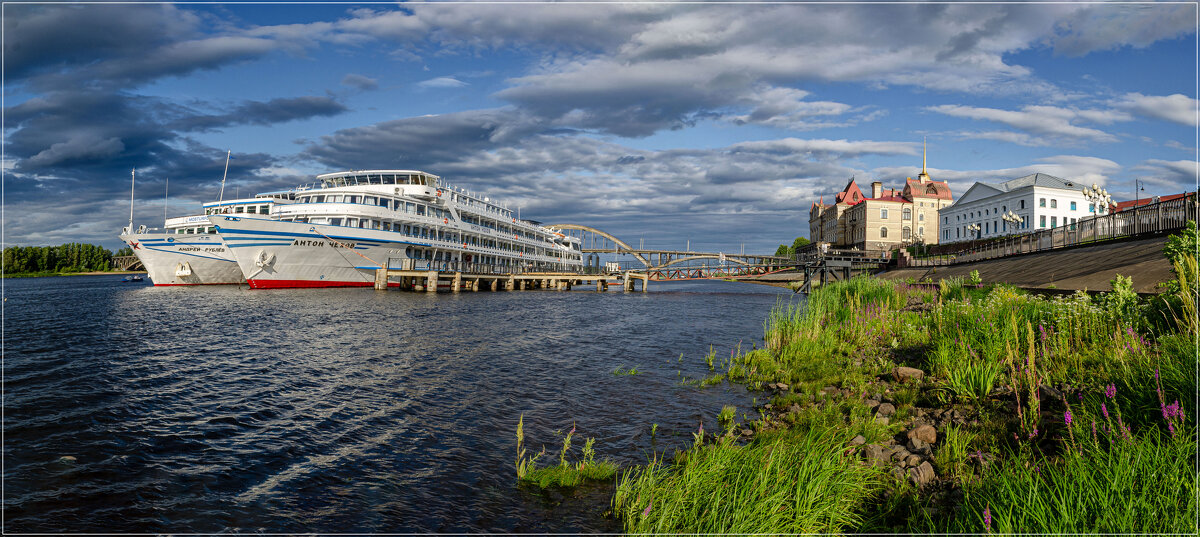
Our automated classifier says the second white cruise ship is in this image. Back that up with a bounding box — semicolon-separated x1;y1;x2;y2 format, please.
208;170;583;288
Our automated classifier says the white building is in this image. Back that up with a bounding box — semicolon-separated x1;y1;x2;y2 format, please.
939;173;1106;243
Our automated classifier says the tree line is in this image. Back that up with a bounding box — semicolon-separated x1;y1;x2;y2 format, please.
3;243;125;274
774;237;811;257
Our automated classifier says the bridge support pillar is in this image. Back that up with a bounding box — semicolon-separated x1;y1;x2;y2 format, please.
375;268;388;290
490;279;498;292
452;272;462;293
426;271;438;293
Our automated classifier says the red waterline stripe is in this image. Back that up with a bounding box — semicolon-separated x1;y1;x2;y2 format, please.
153;282;241;286
248;279;373;289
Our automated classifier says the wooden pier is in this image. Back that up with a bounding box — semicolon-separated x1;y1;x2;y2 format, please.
373;268;649;293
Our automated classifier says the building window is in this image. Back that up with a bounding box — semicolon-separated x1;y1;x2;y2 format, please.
918;226;924;236
919;212;925;221
902;207;912;220
1051;216;1057;227
1070;201;1077;211
1040;215;1046;227
880;226;888;238
1050;199;1057;209
1089;203;1096;213
902;227;911;241
1020;200;1025;209
881;208;889;219
985;222;989;234
1040;198;1046;207
944;216;949;224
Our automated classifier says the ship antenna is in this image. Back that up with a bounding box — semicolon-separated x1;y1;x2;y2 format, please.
218;150;231;202
129;168;136;231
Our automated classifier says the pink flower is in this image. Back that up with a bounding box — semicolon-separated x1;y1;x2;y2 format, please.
1064;410;1073;427
983;505;992;532
642;501;653;517
1104;384;1117;399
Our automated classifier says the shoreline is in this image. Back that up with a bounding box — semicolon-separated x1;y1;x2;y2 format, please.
3;270;147;279
607;268;1196;532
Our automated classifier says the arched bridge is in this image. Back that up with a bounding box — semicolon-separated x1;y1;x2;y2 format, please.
113;255;143;271
546;224;789;272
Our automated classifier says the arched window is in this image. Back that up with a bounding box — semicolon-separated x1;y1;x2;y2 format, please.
918;226;924;236
1020;200;1026;209
926;184;938;195
902;227;911;240
903;207;912;220
880;226;888;238
919;212;925;221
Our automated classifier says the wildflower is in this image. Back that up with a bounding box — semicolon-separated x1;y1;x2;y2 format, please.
642;500;653;517
1064;410;1073;427
1104;384;1116;399
983;505;992;532
1101;403;1110;419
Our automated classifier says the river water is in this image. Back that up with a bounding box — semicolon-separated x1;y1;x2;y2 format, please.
3;275;797;532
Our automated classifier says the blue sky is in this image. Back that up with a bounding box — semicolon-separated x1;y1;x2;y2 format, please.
4;2;1197;254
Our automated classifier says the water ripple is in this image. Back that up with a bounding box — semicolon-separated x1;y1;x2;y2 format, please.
4;275;798;532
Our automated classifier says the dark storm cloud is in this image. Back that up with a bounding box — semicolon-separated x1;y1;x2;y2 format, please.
5;4;275;90
172;96;349;131
3;88;284;206
341;73;380;91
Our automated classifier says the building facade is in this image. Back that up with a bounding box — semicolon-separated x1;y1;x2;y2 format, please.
809;149;953;251
939;173;1102;243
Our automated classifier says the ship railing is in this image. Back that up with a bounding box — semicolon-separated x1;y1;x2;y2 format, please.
386;258;582;275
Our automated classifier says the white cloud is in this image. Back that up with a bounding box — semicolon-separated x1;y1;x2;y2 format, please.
1049;4;1196;57
417;76;468;89
929;104;1128;144
1115;93;1198;127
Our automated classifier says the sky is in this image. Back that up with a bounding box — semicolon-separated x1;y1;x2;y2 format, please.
3;2;1198;254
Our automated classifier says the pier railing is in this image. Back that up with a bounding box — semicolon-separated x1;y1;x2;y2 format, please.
904;192;1197;267
385;258;582;275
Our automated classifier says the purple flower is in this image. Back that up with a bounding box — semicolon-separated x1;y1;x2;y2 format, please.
983;505;992;532
643;500;653;517
1104;384;1116;399
1064;410;1073;427
1101;403;1110;419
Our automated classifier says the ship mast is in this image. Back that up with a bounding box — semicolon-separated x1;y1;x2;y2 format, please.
128;168;135;231
218;150;231;202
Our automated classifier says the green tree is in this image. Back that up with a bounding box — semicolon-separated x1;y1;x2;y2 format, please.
775;244;791;257
792;237;811;251
116;246;133;257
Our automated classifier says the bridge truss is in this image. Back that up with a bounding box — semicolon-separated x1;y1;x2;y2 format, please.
546;224;792;280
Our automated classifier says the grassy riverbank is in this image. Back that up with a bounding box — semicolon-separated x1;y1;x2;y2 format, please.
610;258;1197;532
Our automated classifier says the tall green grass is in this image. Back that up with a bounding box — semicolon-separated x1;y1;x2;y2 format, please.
612;428;881;533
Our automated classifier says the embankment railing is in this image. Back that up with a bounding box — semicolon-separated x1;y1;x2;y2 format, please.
904;193;1197;267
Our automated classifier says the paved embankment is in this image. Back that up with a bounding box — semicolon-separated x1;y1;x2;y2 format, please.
879;235;1174;292
738;235;1175;293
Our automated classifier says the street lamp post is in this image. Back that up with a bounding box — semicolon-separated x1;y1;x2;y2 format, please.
1001;211;1024;254
1081;184;1112;241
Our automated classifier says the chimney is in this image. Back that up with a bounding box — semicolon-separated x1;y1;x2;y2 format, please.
872;181;882;199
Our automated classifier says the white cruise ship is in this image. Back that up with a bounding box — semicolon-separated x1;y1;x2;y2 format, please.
207;170;583;289
120;192;295;285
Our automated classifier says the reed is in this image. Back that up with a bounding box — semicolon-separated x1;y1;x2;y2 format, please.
612;428;881;533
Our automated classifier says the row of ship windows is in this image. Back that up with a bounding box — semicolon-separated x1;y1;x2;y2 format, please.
291;195;514;233
281;217;555;250
206;205;271;215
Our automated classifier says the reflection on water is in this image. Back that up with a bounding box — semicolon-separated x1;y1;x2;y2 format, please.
3;275;798;532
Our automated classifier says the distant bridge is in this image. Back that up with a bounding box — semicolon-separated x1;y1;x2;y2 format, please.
113;255;143;271
545;224;790;275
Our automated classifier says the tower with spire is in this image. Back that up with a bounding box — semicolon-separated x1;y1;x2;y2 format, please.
917;137;931;183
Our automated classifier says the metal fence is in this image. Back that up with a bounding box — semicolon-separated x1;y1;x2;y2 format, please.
385;257;583;275
904;193;1198;267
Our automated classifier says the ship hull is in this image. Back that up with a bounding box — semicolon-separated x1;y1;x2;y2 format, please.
119;232;244;285
208;215;580;289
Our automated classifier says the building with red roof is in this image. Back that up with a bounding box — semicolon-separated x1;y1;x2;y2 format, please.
809;143;954;251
